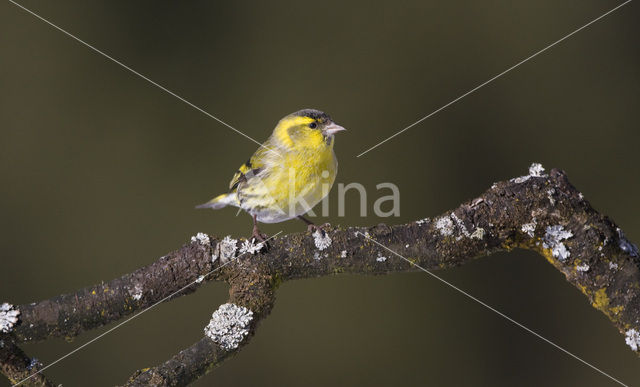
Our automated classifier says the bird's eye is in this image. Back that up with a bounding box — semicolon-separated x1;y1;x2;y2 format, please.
309;122;317;129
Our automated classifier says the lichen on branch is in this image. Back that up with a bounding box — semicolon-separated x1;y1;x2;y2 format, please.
3;164;640;386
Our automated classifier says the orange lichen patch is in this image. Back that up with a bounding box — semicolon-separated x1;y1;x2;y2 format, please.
610;305;624;315
592;288;609;311
520;238;560;269
577;283;588;295
540;248;557;267
506;237;555;267
589;288;625;321
515;238;628;325
501;241;515;252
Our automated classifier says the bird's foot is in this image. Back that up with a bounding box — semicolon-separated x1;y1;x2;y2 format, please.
307;223;331;236
251;226;270;248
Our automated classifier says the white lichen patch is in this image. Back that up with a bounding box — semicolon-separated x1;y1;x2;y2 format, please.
470;227;485;240
547;188;556;206
625;329;640;352
416;218;429;226
511;175;531;184
521;222;537;238
436;216;454;237
437;213;482;240
313;230;332;250
451;213;470;238
376;255;387;262
576;264;589;272
543;225;573;261
510;162;548;183
313;251;322;260
218;236;238;263
528;163;546;177
609;262;619;270
340;250;347;258
239;239;264;255
130;283;143;301
405;244;410;248
190;232;210;246
204;303;253;350
0;303;20;333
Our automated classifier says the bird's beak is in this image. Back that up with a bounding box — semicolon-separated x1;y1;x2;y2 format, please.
323;122;347;136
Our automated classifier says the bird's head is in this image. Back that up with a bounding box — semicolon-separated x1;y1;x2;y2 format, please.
274;109;346;149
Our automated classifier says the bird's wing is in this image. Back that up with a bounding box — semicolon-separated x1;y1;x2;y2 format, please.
228;146;270;191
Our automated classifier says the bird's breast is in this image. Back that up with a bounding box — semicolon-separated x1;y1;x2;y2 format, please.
237;145;337;221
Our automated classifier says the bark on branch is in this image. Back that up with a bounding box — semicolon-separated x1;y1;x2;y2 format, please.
2;166;639;386
0;337;54;386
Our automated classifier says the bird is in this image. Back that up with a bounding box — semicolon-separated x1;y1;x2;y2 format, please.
196;109;346;243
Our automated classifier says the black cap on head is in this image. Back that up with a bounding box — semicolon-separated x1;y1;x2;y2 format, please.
291;109;332;123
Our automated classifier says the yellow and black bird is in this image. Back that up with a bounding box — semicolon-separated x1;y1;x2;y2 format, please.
197;109;346;242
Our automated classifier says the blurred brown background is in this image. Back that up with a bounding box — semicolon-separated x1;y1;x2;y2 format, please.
1;1;638;386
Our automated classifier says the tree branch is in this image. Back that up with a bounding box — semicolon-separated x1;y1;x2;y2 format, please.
0;336;55;386
124;275;275;386
3;166;639;386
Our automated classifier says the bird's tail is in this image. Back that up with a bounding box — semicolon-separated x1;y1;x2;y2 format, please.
195;193;238;210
